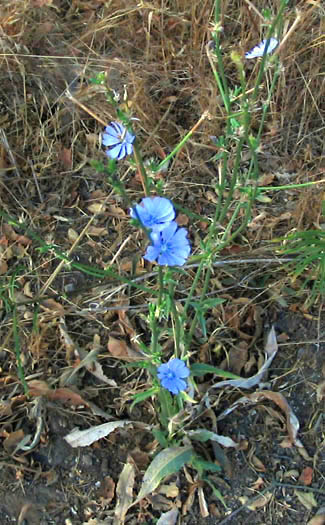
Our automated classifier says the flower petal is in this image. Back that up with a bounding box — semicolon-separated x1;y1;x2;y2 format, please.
131;198;175;231
160;221;178;242
245;37;278;59
157;359;190;394
144;244;161;262
102;122;135;160
106;144;124;159
170;359;190;377
102;134;121;146
124;130;136;144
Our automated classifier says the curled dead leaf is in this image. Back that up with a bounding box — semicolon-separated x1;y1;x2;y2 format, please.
41;299;65;316
3;429;26;454
299;466;313;486
242;491;272;510
28;380;90;407
97;476;116;506
114;463;135;524
108;336;143;362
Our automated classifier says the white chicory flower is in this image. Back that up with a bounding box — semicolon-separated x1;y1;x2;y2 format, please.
245;37;279;59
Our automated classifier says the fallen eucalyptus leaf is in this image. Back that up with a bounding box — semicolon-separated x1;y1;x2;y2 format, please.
114;463;135;525
187;429;238;448
217;390;302;447
244;491;272;510
64;420;131;447
156;508;179;525
206;325;278;393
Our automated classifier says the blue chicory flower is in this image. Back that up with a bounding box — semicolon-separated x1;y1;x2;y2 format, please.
131;197;175;232
245;37;279;59
144;220;191;266
157;358;190;395
102;122;135;160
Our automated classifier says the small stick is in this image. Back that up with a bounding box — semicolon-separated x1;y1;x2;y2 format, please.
65;89;108;127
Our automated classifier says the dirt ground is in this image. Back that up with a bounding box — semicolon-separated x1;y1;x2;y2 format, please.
0;1;325;524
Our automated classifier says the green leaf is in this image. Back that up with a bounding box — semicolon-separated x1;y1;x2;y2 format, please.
130;387;158;411
191;456;221;474
190;363;241;379
188;429;218;443
204;478;228;509
152;428;169;448
190;298;225;312
133;446;193;504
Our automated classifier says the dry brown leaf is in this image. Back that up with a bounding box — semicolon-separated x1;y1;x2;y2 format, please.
228;343;248;376
182;483;197;515
75;334;117;387
48;387;89;407
28;379;51;396
108;204;126;217
0;260;8;274
250;477;265;490
258;173;275;186
29;381;90;409
0;144;8;174
279;437;292;448
88;202;106;214
159;483;179;499
249;391;301;446
308;514;325;525
41;299;65;316
251;455;266;472
0;400;12;418
59;321;76;363
2;224;17;241
299;466;313;486
58;146;72;169
3;429;26;454
31;0;53;6
242;491;272;510
198;486;209;518
211;326;278;392
176;214;189;226
87;226;108;237
68;228;79;242
98;476;116;506
129;447;150;470
108;336;143;362
114;463;135;525
297;445;313;461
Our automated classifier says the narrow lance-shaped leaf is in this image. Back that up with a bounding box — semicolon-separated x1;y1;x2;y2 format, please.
132;446;193;505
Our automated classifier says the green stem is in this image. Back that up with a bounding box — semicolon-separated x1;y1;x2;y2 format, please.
187;266;212;347
155;111;208;173
168;279;181;358
133;141;150;196
12;306;28;394
252;1;288;103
